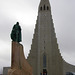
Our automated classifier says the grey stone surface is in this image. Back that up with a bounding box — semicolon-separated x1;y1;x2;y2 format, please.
27;0;63;75
63;60;75;75
27;0;75;75
3;67;10;75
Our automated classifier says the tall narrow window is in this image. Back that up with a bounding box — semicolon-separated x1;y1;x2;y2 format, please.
40;7;42;10
44;5;45;10
43;55;46;68
47;6;49;10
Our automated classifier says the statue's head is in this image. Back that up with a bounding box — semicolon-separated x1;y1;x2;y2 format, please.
16;22;19;25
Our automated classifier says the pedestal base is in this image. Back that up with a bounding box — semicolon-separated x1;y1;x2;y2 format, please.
8;41;32;75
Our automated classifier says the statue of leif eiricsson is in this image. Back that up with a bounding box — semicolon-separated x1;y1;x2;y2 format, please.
10;22;22;42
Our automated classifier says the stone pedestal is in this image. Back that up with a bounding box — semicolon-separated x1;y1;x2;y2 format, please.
8;41;32;75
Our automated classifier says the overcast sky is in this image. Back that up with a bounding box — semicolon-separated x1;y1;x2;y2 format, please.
0;0;75;74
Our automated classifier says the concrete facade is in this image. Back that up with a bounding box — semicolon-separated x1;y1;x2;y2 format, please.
3;67;10;75
63;61;75;75
27;0;75;75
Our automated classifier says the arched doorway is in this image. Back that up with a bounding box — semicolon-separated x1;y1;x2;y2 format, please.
43;69;47;75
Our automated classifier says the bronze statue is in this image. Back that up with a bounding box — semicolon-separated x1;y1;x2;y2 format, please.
11;22;22;42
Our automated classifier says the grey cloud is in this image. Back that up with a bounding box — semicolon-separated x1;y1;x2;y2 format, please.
50;0;75;65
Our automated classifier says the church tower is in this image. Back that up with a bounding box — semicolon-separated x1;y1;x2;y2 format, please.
27;0;63;75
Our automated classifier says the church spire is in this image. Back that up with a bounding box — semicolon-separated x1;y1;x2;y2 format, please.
39;0;51;12
27;0;63;75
